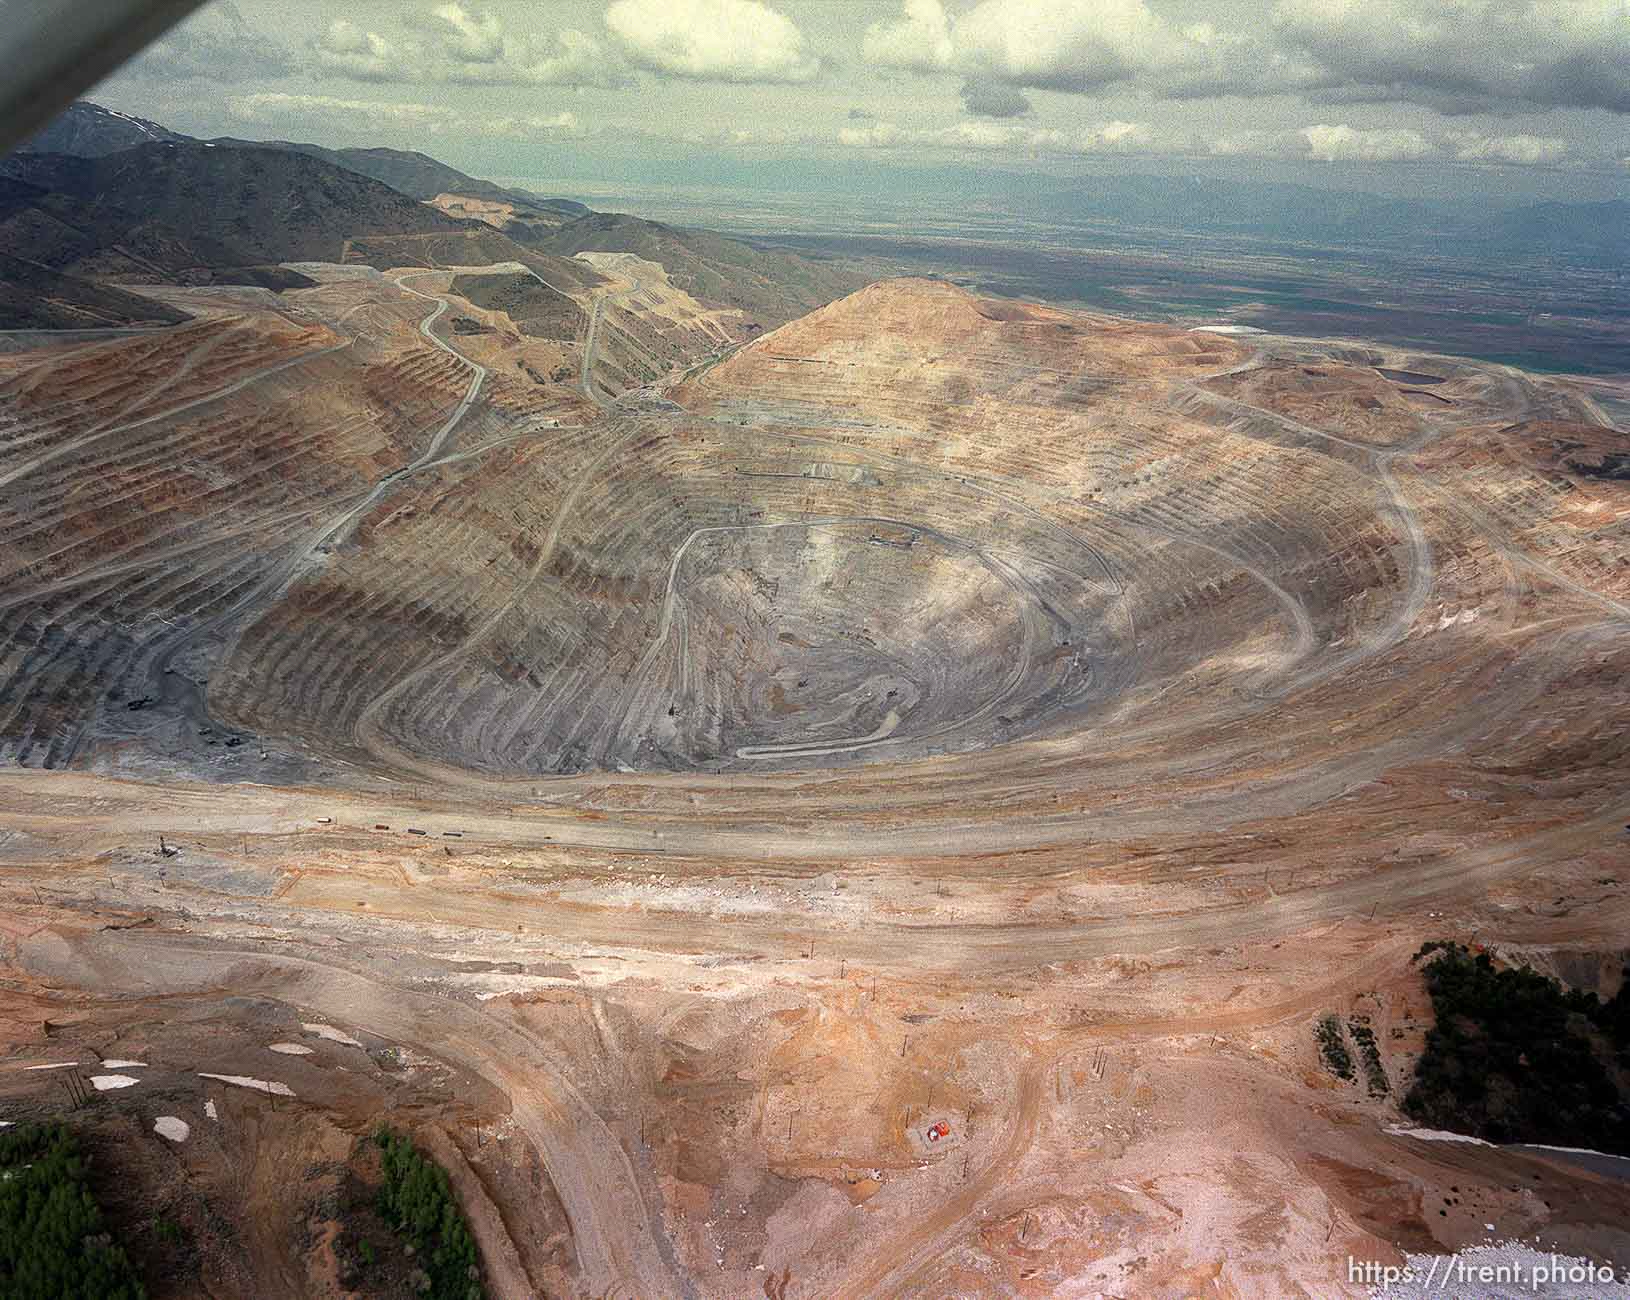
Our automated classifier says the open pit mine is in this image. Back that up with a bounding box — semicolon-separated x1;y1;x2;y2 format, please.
2;259;1628;1298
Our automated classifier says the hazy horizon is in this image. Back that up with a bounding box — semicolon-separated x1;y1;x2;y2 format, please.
83;0;1630;209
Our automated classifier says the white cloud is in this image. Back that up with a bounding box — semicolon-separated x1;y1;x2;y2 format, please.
953;0;1183;89
1210;123;1438;162
838;121;905;148
605;0;819;83
838;118;1154;155
1301;123;1435;162
314;20;401;82
311;6;619;88
1445;132;1572;165
226;92;464;133
862;0;953;70
479;111;583;139
862;0;1261;97
655;122;810;147
432;2;504;63
225;93;588;143
1083;119;1150;149
447;26;615;86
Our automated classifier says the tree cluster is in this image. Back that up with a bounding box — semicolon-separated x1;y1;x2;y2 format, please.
372;1128;484;1300
1405;944;1630;1155
0;1122;146;1299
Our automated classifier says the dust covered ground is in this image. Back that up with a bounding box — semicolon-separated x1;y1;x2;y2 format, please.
2;268;1629;1297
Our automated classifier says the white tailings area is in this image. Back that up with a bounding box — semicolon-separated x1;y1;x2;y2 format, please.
301;1023;363;1047
198;1073;293;1096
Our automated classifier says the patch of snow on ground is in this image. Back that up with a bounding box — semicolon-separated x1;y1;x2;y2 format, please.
204;1100;218;1121
198;1073;294;1097
1516;1142;1630;1163
1384;1125;1493;1146
22;1062;81;1071
90;1075;140;1091
1368;1241;1630;1297
301;1023;363;1047
268;1043;314;1055
101;1060;146;1069
153;1117;189;1142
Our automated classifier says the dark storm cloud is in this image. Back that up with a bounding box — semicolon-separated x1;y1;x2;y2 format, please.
1270;0;1630;116
959;79;1031;118
861;0;1630;115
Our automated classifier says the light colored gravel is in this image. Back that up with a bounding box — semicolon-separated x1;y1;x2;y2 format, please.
1369;1242;1630;1298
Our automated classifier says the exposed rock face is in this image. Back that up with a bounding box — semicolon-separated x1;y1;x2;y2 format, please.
5;273;1628;804
3;268;1630;1300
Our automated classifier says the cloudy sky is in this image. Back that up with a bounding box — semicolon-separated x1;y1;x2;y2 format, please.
95;0;1630;200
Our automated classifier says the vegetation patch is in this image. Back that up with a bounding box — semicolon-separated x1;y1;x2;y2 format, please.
1347;1015;1391;1096
1316;1014;1355;1081
371;1127;484;1300
1405;943;1630;1154
0;1122;146;1299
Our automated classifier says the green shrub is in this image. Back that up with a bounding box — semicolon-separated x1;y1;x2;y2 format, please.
372;1129;483;1300
1348;1016;1391;1096
0;1122;146;1299
1316;1014;1355;1080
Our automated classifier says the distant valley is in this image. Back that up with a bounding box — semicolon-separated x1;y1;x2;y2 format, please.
1;100;869;335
